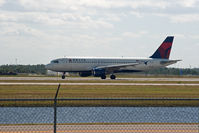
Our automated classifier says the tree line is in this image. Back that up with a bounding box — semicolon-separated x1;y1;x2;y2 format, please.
144;67;199;76
0;64;46;75
0;64;199;76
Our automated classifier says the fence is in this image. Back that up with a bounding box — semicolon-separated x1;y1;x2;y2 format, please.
0;84;199;133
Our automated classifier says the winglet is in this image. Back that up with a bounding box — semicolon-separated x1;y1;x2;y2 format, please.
150;36;174;59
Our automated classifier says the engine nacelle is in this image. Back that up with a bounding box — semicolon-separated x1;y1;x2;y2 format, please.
92;68;106;77
79;71;92;77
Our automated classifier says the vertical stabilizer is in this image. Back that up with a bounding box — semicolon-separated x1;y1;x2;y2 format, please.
150;36;174;59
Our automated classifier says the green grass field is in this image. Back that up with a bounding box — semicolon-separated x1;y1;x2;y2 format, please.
1;84;199;107
1;85;199;99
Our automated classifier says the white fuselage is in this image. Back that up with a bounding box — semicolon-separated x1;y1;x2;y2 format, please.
45;36;180;79
46;57;175;73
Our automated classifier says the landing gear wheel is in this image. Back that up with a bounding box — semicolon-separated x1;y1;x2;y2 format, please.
101;75;106;79
62;75;65;79
110;75;116;80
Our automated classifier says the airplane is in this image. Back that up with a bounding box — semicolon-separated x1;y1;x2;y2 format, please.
46;36;181;79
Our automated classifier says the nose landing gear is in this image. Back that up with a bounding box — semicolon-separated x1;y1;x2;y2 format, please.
62;72;66;79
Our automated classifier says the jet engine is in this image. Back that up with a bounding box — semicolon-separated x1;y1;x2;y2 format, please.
92;68;106;77
79;71;92;77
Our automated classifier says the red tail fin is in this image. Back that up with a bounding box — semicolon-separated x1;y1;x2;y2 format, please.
150;36;174;59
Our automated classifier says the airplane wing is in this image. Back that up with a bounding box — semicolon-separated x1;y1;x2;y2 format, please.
94;63;139;74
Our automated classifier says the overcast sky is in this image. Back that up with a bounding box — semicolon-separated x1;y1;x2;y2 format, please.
0;0;199;68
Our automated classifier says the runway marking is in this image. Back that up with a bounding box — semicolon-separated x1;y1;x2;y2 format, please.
0;82;199;86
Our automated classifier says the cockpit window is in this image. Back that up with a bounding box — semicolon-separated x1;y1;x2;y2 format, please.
51;60;59;63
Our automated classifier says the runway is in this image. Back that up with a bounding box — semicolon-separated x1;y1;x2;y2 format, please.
0;124;198;133
0;77;199;81
0;82;199;86
0;77;199;86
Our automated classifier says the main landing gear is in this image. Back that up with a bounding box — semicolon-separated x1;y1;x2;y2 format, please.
100;74;116;80
110;74;116;80
101;75;106;79
62;72;66;79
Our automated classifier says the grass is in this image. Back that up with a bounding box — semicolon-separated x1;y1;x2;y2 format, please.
1;85;199;107
1;85;199;98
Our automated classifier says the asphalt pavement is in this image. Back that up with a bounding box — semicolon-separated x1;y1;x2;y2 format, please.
0;77;199;81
